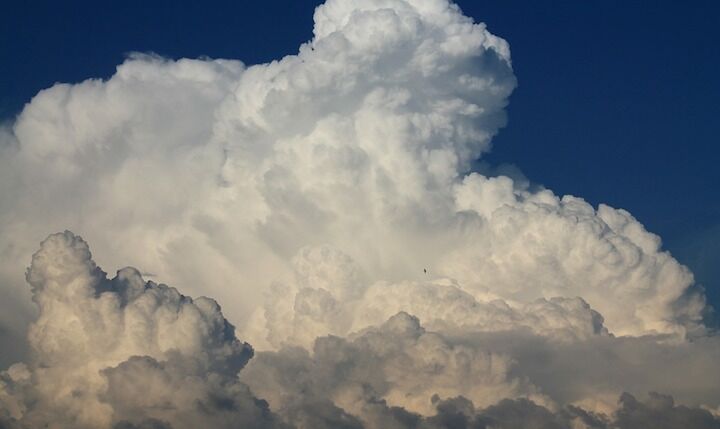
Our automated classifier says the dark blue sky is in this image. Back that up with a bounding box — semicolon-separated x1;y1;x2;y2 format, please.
2;1;718;314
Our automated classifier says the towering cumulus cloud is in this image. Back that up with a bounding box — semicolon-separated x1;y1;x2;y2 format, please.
0;0;718;428
0;232;283;428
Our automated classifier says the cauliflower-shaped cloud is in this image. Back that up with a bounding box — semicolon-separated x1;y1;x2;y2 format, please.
0;232;281;429
0;0;717;427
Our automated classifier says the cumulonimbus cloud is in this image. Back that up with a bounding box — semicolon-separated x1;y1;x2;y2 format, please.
0;0;717;428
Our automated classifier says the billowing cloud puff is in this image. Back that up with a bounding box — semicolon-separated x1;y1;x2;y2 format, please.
0;0;702;355
248;246;610;349
1;234;719;428
0;232;282;428
242;311;720;423
0;0;718;427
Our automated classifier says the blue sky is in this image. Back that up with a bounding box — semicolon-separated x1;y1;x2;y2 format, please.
2;0;718;313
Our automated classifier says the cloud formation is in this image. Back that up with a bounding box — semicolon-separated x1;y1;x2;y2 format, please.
2;233;719;428
0;0;718;427
0;232;283;428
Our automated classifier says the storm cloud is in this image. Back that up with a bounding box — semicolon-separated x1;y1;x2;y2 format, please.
0;0;717;427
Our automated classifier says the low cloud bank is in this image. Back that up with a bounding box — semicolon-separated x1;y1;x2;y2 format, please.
1;232;719;428
0;232;282;428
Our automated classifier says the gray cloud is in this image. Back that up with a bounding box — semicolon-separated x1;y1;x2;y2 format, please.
242;311;720;425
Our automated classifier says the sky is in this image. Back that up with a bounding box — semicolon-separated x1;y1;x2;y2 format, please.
2;0;718;308
1;1;719;428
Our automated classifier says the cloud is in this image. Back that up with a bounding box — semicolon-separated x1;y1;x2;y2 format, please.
0;0;702;356
242;312;540;417
422;393;720;429
2;233;719;428
0;0;718;427
0;232;283;428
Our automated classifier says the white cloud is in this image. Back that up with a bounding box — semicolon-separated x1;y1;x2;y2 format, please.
0;0;717;427
0;232;282;428
2;233;719;428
